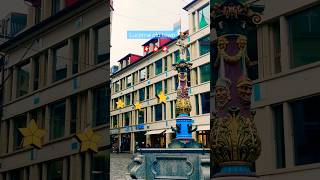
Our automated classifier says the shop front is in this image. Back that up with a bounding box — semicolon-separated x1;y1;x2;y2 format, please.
120;133;131;152
145;129;166;148
196;125;210;148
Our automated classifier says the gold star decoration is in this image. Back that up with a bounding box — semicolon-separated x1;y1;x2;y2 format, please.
76;128;102;153
157;91;167;103
134;102;142;110
18;119;45;149
116;99;125;109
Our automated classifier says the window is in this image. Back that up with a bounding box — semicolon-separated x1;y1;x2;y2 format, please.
70;96;77;134
201;92;210;114
113;115;118;127
273;104;286;169
91;150;108;180
115;81;120;92
198;4;209;29
33;56;40;91
53;43;68;82
174;75;178;90
127;75;132;88
291;96;320;165
131;92;135;104
192;12;196;32
195;94;199;115
95;25;109;64
13;114;27;150
47;159;63;180
146;86;150;99
164;57;168;71
125;94;131;106
9;168;24;180
146;66;150;79
170;101;174;119
52;0;60;15
72;37;80;74
186;46;191;61
155;81;162;96
35;6;41;24
139;88;145;102
155;104;162;121
199;35;210;56
199;63;210;83
50;100;66;140
139;68;146;81
247;27;259;81
138;110;144;124
125;112;130;126
155;59;163;75
289;6;320;68
174;51;180;63
16;61;30;97
93;87;107;127
271;21;281;73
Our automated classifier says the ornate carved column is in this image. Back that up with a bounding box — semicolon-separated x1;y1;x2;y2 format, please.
210;0;264;177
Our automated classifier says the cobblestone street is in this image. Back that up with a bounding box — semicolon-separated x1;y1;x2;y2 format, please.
110;153;133;180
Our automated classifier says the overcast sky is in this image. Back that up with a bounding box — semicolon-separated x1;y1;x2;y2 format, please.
0;0;28;18
110;0;192;66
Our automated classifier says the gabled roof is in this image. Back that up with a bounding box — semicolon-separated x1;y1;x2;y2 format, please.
117;54;142;62
183;0;199;10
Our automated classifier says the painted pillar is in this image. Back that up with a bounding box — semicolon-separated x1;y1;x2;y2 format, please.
210;0;264;177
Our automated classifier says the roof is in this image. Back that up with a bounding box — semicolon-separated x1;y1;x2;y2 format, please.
111;37;178;78
117;53;142;62
141;38;159;46
0;0;103;51
183;0;199;10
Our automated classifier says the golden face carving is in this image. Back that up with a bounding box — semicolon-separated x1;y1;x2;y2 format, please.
236;36;247;49
215;86;231;109
237;76;253;105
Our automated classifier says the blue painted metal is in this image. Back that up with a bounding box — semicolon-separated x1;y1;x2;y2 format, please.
175;114;193;140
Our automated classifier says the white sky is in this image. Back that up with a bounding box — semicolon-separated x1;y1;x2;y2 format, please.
0;0;28;18
110;0;193;66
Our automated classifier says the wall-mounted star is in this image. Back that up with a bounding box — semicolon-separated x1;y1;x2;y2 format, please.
134;102;142;110
157;91;167;103
116;99;124;109
19;119;45;149
76;128;102;153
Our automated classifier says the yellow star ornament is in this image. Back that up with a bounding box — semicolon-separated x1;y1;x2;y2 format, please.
18;119;45;149
134;102;142;110
116;99;125;109
157;91;167;104
76;128;102;153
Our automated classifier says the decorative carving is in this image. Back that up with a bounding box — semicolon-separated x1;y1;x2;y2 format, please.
19;119;45;149
211;0;264;173
237;76;253;106
210;107;261;164
176;98;192;115
76;128;102;153
215;78;232;109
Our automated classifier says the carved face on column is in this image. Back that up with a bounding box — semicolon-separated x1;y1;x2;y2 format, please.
236;35;247;49
237;76;253;105
218;36;228;50
215;78;231;109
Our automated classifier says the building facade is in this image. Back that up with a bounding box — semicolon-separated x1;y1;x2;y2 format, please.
249;0;320;179
110;0;210;153
0;0;110;179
